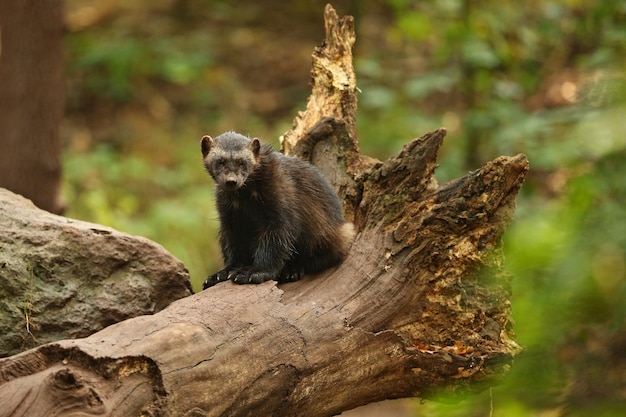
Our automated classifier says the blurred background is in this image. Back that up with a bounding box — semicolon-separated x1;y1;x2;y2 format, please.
1;0;625;415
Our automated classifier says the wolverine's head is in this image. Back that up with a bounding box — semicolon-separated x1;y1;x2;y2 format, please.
201;132;261;191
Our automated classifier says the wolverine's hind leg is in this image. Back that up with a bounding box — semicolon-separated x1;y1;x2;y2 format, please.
302;223;355;275
277;260;304;282
302;247;347;276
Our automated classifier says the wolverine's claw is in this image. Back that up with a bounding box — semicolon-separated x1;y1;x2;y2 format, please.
202;268;234;290
202;274;220;290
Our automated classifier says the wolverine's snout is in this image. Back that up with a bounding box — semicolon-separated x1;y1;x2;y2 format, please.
222;175;241;190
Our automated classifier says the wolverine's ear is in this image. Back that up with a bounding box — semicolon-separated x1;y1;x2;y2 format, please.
201;135;212;157
251;138;261;157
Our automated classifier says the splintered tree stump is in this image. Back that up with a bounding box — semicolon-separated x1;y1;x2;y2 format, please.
0;4;527;417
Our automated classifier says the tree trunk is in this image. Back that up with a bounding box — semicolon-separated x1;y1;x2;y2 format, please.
0;5;528;416
0;0;65;214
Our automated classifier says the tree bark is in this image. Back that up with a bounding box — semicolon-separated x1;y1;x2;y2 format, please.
0;4;528;417
0;0;65;214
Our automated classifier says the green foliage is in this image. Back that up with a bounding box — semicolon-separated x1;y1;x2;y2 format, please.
357;0;626;174
66;22;215;104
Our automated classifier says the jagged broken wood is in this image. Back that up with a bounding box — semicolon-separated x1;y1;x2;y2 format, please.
0;4;528;417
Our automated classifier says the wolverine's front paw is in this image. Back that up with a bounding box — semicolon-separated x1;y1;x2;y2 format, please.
202;269;230;290
229;268;276;285
202;275;219;289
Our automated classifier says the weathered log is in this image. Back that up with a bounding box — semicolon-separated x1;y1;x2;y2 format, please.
0;4;527;416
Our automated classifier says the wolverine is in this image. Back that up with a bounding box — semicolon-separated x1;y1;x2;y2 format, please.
201;131;355;289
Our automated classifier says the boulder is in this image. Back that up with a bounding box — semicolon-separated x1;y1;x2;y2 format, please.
0;188;192;357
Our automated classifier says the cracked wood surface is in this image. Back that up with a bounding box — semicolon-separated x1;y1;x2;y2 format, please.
0;4;527;417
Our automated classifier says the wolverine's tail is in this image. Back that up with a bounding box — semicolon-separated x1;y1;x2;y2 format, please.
338;222;356;258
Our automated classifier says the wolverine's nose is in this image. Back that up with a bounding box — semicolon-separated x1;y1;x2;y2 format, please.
224;176;239;190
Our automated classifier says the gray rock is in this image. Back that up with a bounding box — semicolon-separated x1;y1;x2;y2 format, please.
0;188;192;357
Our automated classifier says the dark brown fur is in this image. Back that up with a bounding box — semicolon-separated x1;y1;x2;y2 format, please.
201;131;354;289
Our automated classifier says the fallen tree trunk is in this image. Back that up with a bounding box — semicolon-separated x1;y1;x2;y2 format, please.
0;4;528;417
